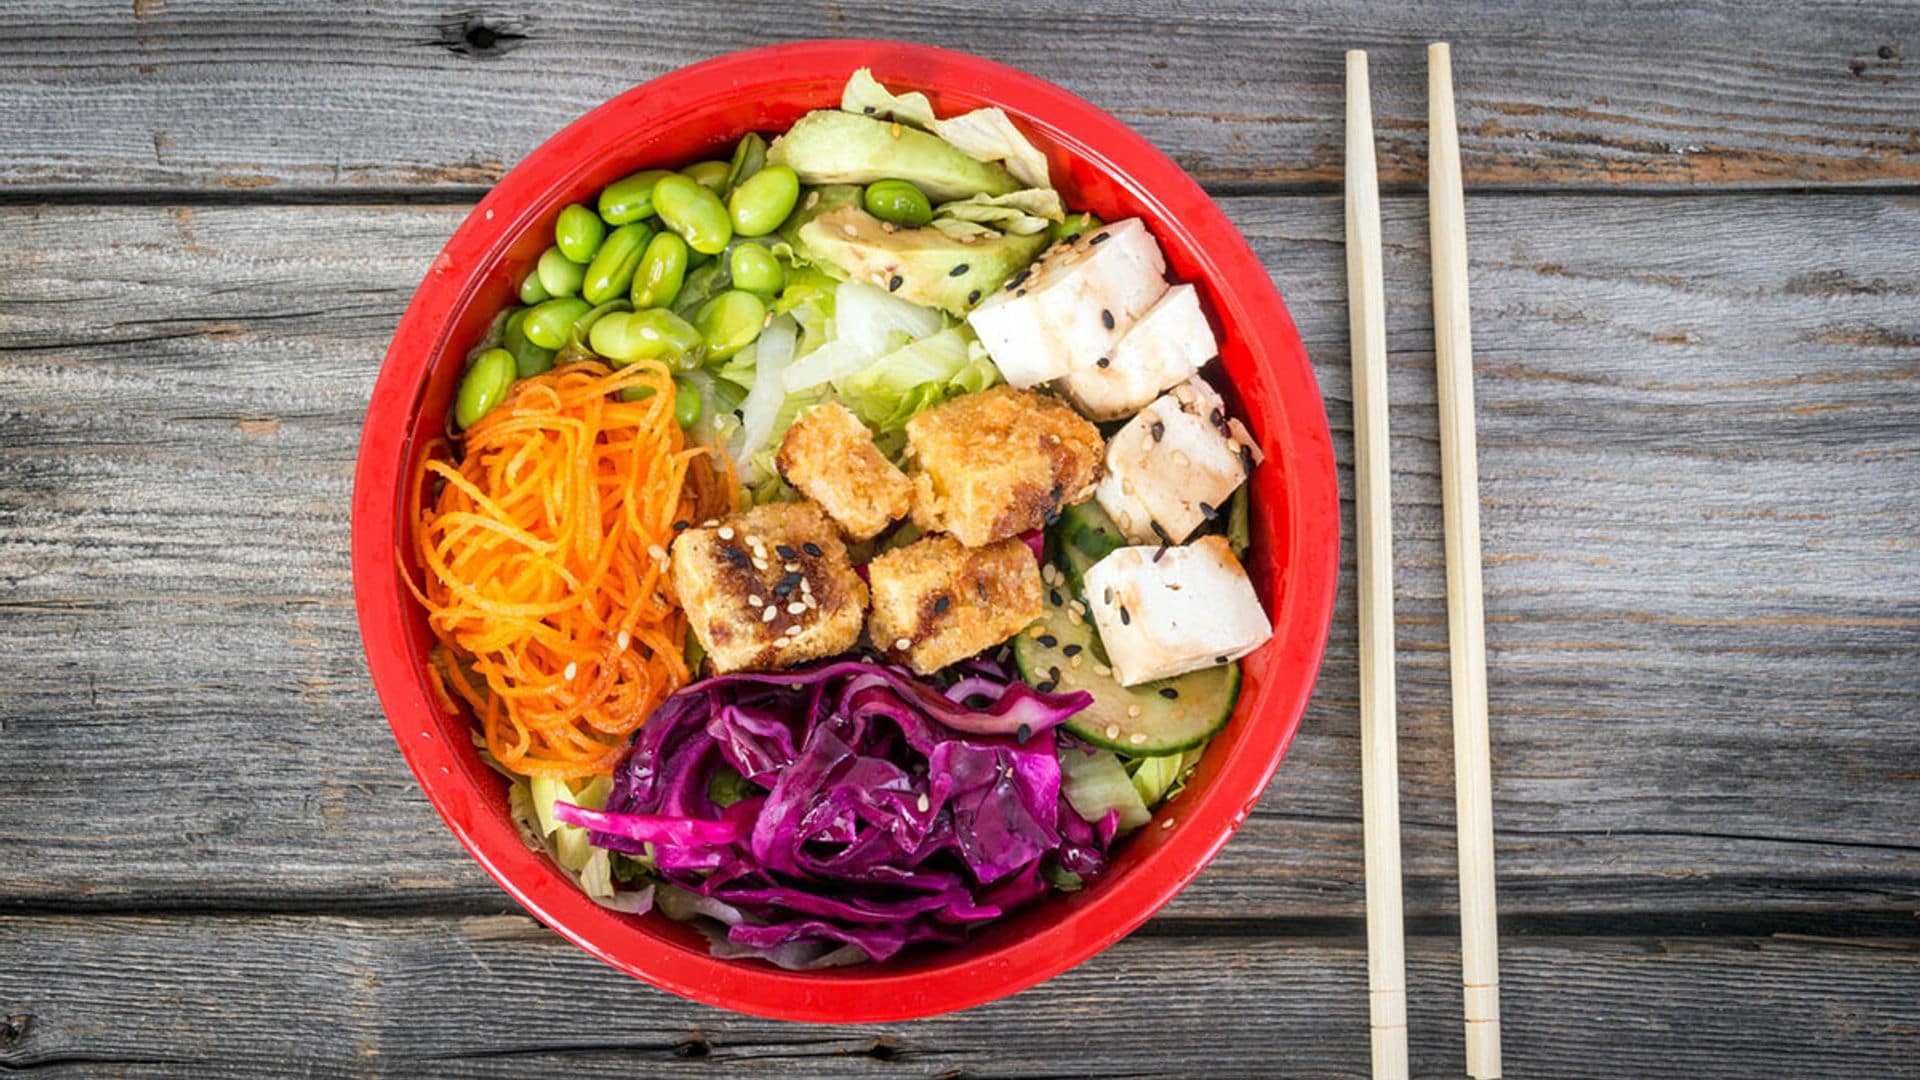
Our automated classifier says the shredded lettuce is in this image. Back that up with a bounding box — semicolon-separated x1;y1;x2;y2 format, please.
783;280;944;393
935;189;1066;235
835;327;999;440
729;315;800;484
841;69;1053;190
1058;743;1151;834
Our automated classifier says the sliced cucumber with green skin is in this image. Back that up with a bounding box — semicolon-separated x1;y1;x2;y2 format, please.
1016;583;1240;756
1055;500;1127;598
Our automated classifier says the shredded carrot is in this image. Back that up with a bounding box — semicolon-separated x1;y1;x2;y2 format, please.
409;358;738;779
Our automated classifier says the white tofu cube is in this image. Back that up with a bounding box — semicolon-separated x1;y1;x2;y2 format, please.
966;217;1168;388
1095;377;1261;545
1082;536;1273;686
1055;284;1217;420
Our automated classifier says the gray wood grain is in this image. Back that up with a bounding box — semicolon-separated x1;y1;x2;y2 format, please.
2;196;1914;919
1;1;1917;194
1;914;1914;1078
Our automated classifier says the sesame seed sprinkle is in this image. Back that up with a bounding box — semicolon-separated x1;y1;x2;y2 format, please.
1129;733;1147;745
616;631;629;650
1127;704;1142;718
1161;817;1175;830
917;792;930;812
563;662;577;681
787;601;806;615
894;637;912;651
748;594;763;607
1105;724;1120;739
763;606;777;622
717;526;735;540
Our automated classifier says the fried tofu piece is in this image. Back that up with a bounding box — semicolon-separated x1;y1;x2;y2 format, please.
668;501;867;673
774;401;913;541
905;385;1104;547
867;534;1043;675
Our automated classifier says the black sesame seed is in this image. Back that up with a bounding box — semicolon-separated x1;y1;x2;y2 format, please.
887;274;903;292
976;581;990;601
1119;606;1131;626
1095;356;1110;369
967;289;981;304
1104;587;1114;605
1159;687;1180;700
1015;723;1032;744
673;520;690;532
1038;634;1058;649
722;546;752;568
1049;588;1063;607
1089;231;1110;245
863;105;877;114
1199;501;1217;520
1016;288;1026;297
1049;665;1062;682
775;544;796;559
802;542;823;557
1063;643;1083;657
933;595;951;615
1100;308;1114;330
1215;655;1229;665
1035;680;1057;693
1151;421;1166;441
1005;268;1031;291
949;263;970;277
1239;444;1255;472
1150;519;1171;543
1210;408;1226;428
1153;544;1168;563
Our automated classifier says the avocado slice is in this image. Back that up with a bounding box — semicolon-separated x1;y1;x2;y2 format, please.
797;205;1048;316
768;110;1021;202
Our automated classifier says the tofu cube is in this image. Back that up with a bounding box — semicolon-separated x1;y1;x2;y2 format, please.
867;534;1044;675
774;401;913;541
966;217;1169;388
906;385;1105;547
668;501;867;673
1055;284;1218;421
1082;536;1273;686
1095;377;1261;545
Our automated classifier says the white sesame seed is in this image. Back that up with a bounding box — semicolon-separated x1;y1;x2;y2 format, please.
1028;626;1046;639
843;222;859;237
894;637;912;651
1129;733;1147;746
787;602;806;615
1105;724;1120;739
648;544;668;563
1094;663;1112;677
748;595;762;607
762;606;777;622
1070;654;1083;670
753;558;769;571
563;662;577;681
1127;704;1142;718
1161;817;1175;830
804;190;819;210
785;562;800;573
616;631;629;650
890;121;903;138
717;526;735;540
916;792;930;812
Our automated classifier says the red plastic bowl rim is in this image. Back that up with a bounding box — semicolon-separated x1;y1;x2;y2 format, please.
352;40;1338;1022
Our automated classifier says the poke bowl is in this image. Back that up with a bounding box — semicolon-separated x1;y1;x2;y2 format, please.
351;39;1338;1021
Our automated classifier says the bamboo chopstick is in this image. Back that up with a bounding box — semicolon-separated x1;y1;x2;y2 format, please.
1427;41;1504;1080
1344;49;1409;1080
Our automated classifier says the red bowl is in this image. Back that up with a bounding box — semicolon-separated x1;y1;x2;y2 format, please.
352;40;1337;1022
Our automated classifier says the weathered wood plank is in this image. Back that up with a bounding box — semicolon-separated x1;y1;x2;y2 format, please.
2;1;1918;193
0;914;1914;1077
1;196;1915;917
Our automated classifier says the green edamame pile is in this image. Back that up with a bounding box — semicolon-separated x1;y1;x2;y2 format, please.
454;139;810;431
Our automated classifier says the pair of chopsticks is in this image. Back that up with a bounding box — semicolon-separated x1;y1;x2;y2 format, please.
1346;44;1502;1080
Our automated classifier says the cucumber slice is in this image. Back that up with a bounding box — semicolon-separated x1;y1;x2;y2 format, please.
1055;500;1127;598
1016;585;1240;756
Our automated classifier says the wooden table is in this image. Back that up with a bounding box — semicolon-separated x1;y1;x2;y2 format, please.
2;4;1916;1076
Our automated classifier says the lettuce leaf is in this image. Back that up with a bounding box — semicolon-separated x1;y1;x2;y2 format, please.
835;327;1000;443
841;67;937;128
841;69;1053;190
935;189;1066;236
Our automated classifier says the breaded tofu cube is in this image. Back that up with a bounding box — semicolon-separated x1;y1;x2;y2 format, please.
867;534;1043;675
1095;376;1262;545
668;501;868;674
774;401;913;541
1082;536;1273;686
905;385;1105;547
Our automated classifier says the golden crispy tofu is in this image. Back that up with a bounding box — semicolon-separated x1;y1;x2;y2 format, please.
669;501;868;674
867;534;1043;675
905;385;1104;547
774;401;913;541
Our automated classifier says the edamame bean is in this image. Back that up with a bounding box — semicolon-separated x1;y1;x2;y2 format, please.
524;297;593;350
536;246;587;298
681;159;730;191
455;347;517;429
863;179;932;227
694;289;767;360
723;133;768;196
575;299;632;341
631;231;690;309
672;376;702;427
581;222;652;305
503;308;557;378
588;308;703;366
555;203;606;263
728;164;800;237
727;242;784;297
518;266;552;305
652;173;733;255
1051;210;1105;242
598;168;672;224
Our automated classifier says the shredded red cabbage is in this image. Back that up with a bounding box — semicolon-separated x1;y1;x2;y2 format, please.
553;656;1112;967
